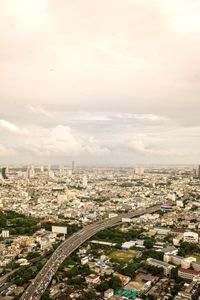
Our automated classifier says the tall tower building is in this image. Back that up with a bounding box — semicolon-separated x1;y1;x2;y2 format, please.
198;165;200;178
59;166;65;176
30;165;35;178
27;165;35;179
72;161;75;174
1;168;8;179
82;175;88;188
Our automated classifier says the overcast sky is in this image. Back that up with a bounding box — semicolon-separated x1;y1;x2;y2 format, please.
0;0;200;166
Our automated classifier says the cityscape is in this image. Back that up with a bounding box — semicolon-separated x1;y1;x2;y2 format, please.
0;165;200;299
1;0;200;300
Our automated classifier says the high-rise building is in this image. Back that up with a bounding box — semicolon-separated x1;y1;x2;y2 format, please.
135;167;144;176
82;175;88;188
59;166;65;176
1;167;8;179
27;165;35;179
198;165;200;179
68;169;72;176
72;161;75;174
30;165;35;177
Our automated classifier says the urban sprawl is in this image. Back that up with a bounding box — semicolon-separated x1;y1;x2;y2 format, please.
0;165;200;300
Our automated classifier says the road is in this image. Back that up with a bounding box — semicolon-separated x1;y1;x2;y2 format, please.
0;268;21;288
20;205;161;300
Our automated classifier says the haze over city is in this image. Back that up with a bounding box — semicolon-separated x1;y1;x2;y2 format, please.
1;0;200;165
1;2;200;300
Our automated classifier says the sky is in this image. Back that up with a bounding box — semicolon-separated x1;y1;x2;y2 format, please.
0;0;200;166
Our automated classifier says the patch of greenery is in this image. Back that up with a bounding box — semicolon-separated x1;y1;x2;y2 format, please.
0;211;40;236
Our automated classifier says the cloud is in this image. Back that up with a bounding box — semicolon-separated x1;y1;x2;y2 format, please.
112;113;169;122
0;120;28;135
125;129;200;158
22;125;81;156
22;125;109;157
127;137;185;156
82;137;110;155
0;0;200;164
29;106;53;118
0;144;16;157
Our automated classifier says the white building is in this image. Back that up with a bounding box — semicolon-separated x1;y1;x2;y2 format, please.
121;241;136;250
82;175;88;188
147;258;175;276
2;230;9;238
85;274;100;285
104;288;114;299
184;232;199;244
135;167;144;175
81;257;89;265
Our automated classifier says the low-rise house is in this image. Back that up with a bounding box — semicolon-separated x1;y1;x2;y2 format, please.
85;274;101;285
104;288;114;299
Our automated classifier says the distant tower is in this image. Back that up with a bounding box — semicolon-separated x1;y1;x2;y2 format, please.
72;161;75;174
26;168;31;179
30;165;35;178
82;175;88;188
59;165;65;176
27;165;35;179
1;168;8;179
40;166;44;172
198;165;200;179
48;170;54;179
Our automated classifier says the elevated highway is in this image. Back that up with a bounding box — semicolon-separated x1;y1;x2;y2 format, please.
20;205;161;300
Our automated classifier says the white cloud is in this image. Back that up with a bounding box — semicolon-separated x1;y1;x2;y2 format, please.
23;125;81;156
125;127;200;158
22;125;109;157
83;137;110;155
113;113;168;122
0;120;28;135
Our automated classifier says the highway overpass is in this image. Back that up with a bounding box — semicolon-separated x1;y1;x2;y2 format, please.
20;205;161;300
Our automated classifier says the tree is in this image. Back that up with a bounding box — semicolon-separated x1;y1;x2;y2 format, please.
96;281;109;292
178;241;199;256
144;238;155;249
41;291;52;300
109;276;122;290
85;291;97;299
144;264;164;276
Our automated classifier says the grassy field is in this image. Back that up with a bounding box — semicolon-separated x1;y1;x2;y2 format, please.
109;250;139;263
193;255;200;262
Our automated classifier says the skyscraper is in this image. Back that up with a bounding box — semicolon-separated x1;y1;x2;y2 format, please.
72;161;75;174
1;167;8;179
198;165;200;179
82;175;88;188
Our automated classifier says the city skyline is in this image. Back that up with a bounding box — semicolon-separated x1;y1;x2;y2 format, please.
1;0;200;164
